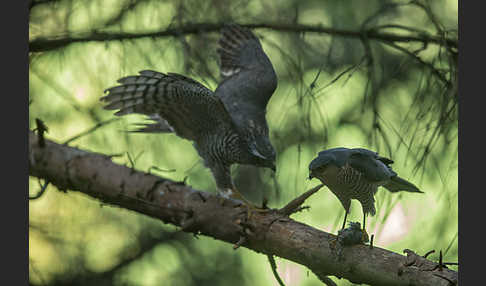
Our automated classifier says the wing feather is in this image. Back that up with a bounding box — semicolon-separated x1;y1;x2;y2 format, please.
348;149;397;182
215;24;277;134
101;70;233;141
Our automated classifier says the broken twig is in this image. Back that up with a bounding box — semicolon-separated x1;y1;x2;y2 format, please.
278;184;323;216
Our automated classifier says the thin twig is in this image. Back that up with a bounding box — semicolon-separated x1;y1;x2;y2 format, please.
372;24;430;35
438;250;443;271
314;57;366;98
318;276;338;286
29;179;50;200
377;39;450;86
410;0;444;34
63;118;120;145
278;184;323;216
29;22;457;53
33;118;48;148
423;250;435;258
267;254;286;286
233;236;246;250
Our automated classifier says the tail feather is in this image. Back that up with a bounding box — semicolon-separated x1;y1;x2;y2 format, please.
128;123;174;133
127;114;175;134
383;176;423;193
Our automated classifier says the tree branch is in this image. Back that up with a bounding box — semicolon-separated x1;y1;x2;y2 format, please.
28;131;458;286
29;22;457;53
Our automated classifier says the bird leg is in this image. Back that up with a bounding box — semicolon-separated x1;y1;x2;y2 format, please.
361;214;370;243
329;210;349;251
213;165;269;219
341;211;349;230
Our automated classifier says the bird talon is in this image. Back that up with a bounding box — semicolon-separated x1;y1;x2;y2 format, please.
361;228;370;243
218;187;269;219
329;236;338;250
218;196;226;206
244;204;270;220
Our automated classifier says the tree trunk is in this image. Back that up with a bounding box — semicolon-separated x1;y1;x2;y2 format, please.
28;131;458;286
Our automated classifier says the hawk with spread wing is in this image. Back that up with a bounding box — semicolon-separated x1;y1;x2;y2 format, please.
101;24;277;208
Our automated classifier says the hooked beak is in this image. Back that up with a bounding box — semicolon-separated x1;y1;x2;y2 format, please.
250;145;267;160
308;171;315;180
270;163;276;172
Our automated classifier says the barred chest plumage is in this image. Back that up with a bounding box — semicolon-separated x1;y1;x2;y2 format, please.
193;129;244;166
336;164;379;216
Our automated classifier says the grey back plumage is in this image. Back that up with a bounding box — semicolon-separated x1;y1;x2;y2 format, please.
309;147;351;170
347;149;397;182
309;147;397;183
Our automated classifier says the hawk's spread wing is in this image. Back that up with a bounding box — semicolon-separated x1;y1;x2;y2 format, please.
214;24;277;137
101;70;233;141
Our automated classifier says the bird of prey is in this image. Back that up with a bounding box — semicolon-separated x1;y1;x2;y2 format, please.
101;24;277;209
308;147;422;238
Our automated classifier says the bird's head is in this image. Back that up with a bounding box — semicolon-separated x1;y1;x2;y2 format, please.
308;163;328;180
308;148;348;181
249;137;276;172
308;154;333;180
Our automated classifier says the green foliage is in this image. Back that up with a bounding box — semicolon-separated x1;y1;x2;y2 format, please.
29;0;458;285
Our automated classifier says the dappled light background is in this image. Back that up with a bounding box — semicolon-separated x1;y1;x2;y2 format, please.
29;0;457;285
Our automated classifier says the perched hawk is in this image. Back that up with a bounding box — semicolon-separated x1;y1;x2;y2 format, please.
308;147;422;238
101;24;277;208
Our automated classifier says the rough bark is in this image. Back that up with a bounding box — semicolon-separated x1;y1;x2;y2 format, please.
28;131;458;286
